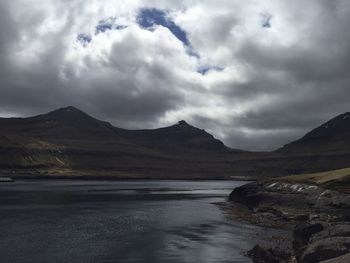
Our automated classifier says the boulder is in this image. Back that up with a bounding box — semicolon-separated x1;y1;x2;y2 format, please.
310;223;350;243
320;252;350;263
229;182;326;211
246;245;291;263
315;190;350;209
229;182;264;208
293;223;324;250
300;237;350;263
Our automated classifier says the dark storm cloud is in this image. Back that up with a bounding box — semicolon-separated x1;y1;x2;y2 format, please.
0;3;17;56
68;64;183;127
190;114;302;151
87;86;181;127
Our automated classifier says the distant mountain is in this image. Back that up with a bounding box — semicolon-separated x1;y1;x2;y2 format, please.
114;120;230;155
2;107;350;179
279;112;350;154
0;106;120;139
0;106;241;179
0;106;230;153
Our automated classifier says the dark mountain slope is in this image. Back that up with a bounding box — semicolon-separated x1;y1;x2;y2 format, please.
0;107;171;175
2;107;350;179
0;106;123;140
279;112;350;154
0;107;245;178
114;120;233;155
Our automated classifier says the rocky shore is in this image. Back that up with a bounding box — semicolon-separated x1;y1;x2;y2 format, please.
229;181;350;262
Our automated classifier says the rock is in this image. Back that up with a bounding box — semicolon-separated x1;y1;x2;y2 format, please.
320;252;350;263
0;177;14;182
229;182;264;208
229;182;328;211
263;182;319;195
293;223;324;250
300;237;350;263
246;245;292;263
291;214;309;221
310;223;350;243
338;213;350;222
315;189;350;209
257;206;283;217
229;182;318;210
229;181;350;263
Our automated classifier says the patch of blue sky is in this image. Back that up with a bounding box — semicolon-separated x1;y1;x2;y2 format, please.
95;17;127;35
137;8;190;47
137;8;225;75
77;17;128;47
261;12;273;28
197;65;224;75
77;33;92;47
77;11;224;75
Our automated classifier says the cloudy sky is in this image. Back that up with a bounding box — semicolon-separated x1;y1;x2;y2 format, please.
0;0;349;150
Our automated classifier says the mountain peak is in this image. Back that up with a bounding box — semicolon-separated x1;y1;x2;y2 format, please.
62;106;79;111
171;120;201;131
48;106;86;115
305;112;350;137
40;106;101;125
115;119;228;153
50;106;83;114
338;112;350;121
177;120;190;126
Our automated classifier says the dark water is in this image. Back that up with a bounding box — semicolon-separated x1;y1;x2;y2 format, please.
0;180;263;263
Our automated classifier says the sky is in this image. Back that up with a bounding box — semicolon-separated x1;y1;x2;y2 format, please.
0;0;350;151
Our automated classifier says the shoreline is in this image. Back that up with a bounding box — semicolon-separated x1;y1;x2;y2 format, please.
228;181;350;262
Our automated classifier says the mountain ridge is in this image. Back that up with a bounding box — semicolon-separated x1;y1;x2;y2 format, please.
279;112;350;154
0;106;243;179
1;106;350;179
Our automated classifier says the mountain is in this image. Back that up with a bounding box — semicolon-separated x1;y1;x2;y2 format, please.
279;112;350;154
114;120;230;155
0;106;231;153
0;106;121;139
2;107;350;179
0;106;242;179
